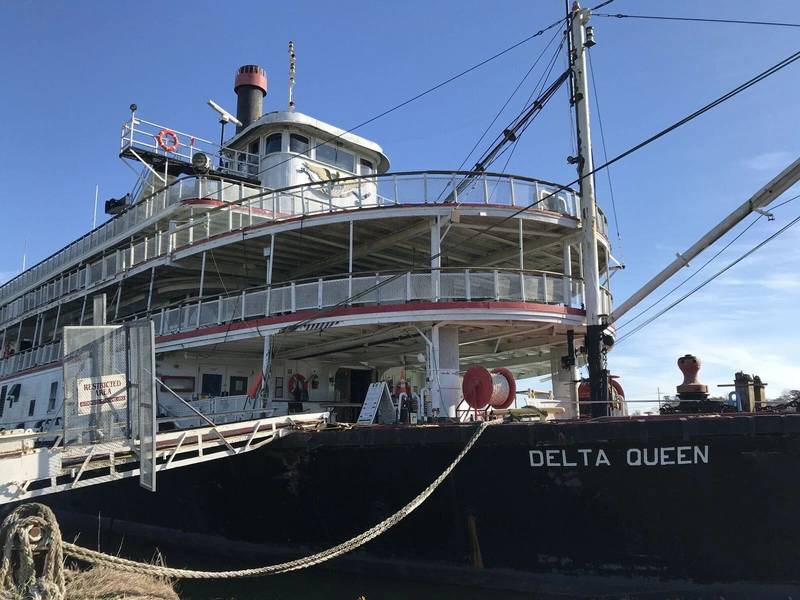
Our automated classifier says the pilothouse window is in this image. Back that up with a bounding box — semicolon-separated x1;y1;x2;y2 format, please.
360;158;374;176
316;143;354;172
289;133;309;155
264;133;283;155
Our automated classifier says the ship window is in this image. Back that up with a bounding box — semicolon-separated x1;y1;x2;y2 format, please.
0;386;6;418
248;139;260;156
316;143;354;172
289;134;309;155
27;399;35;417
360;158;374;176
8;384;20;404
229;376;248;396
264;133;283;155
48;381;58;412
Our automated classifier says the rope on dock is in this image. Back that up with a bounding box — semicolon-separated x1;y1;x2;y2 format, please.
0;504;178;599
62;420;495;579
0;503;65;599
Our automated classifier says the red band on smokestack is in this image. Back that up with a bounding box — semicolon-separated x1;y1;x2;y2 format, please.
234;65;267;96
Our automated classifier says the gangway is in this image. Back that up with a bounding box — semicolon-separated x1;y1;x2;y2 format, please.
0;411;327;505
0;318;329;505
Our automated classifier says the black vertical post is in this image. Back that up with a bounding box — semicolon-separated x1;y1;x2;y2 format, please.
218;120;226;168
586;324;609;417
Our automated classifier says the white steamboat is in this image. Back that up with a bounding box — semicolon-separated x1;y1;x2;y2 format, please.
0;56;618;434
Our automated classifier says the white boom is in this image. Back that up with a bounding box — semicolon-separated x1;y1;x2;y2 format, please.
611;156;800;322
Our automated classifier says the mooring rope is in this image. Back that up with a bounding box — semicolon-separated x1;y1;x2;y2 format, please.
0;503;65;599
59;420;495;579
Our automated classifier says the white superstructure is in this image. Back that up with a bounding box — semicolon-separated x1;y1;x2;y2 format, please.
0;58;618;434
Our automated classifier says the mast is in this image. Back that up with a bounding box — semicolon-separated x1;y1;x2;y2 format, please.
288;41;296;111
569;2;609;416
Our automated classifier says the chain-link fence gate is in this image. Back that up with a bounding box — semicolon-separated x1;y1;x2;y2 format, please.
62;320;157;491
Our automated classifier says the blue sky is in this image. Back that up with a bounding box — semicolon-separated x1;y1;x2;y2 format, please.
1;1;799;404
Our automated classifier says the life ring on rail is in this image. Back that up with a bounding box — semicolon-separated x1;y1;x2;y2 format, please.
247;371;263;399
156;129;180;152
288;373;307;395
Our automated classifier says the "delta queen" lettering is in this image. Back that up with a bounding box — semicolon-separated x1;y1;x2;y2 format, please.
528;445;709;468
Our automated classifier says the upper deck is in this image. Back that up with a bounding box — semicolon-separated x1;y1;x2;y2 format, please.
0;166;605;327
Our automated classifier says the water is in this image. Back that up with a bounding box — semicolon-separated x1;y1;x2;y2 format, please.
179;570;529;600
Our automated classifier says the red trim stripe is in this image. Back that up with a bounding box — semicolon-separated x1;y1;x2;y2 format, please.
157;300;585;343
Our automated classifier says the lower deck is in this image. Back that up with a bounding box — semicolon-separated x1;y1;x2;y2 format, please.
0;313;598;433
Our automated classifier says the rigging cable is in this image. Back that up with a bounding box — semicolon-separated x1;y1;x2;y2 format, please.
239;43;800;336
125;35;800;340
617;192;800;330
487;34;568;188
209;16;567;201
455;44;800;246
615;210;800;345
586;47;623;258
594;13;800;29
454;26;564;173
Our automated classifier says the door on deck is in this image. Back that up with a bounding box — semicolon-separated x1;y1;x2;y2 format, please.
333;368;374;422
350;369;373;405
201;373;223;398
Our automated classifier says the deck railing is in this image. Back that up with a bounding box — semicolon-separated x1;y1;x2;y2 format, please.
120;116;261;178
0;175;266;322
0;340;61;378
142;267;588;336
0;171;604;331
0;271;612;378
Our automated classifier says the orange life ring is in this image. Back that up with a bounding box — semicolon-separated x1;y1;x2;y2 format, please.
288;373;307;394
156;129;179;152
247;371;264;399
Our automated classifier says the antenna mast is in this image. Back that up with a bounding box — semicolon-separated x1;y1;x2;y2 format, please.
288;41;296;111
570;2;610;416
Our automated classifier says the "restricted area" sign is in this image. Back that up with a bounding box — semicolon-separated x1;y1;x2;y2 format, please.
76;374;128;415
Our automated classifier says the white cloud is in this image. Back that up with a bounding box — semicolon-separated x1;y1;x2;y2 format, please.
742;151;794;171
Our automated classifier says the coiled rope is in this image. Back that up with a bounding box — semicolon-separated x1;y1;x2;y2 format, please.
62;420;495;579
0;503;65;599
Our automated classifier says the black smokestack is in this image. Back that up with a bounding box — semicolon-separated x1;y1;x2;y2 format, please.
234;65;267;133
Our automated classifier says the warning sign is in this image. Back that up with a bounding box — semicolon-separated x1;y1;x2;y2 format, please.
76;374;127;415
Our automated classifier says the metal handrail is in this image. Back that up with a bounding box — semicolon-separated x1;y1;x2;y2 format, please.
0;170;600;329
120;116;260;178
0;267;589;380
0;174;266;310
118;266;586;322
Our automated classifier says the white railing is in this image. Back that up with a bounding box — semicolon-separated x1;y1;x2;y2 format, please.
0;340;61;377
0;171;600;331
144;268;586;337
0;176;267;323
120;116;260;178
0;268;602;379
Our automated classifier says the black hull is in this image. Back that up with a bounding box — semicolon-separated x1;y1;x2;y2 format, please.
39;413;800;592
